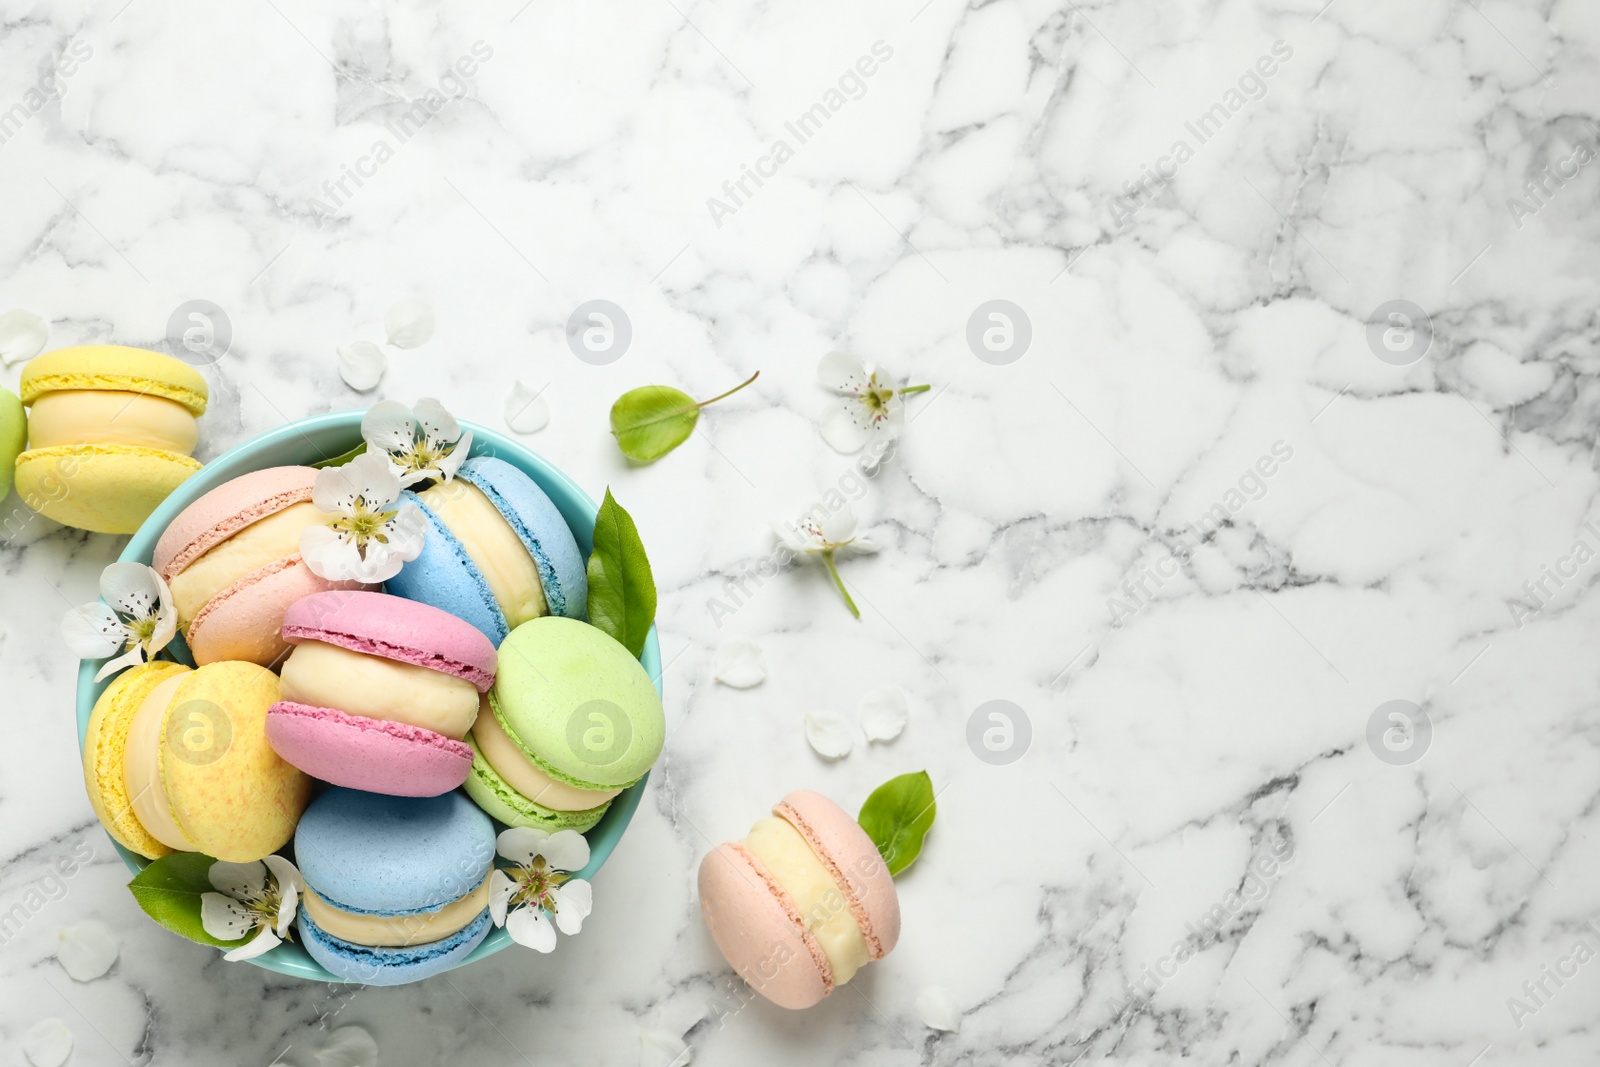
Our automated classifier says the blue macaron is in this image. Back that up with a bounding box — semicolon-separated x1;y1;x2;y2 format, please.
293;788;495;986
387;456;587;645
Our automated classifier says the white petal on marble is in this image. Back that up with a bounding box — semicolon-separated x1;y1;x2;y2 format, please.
639;1028;692;1067
56;919;118;981
337;342;386;392
316;1025;378;1067
804;711;854;760
712;638;766;688
384;298;435;348
915;986;961;1033
504;380;551;434
0;310;47;367
22;1018;72;1067
859;685;908;742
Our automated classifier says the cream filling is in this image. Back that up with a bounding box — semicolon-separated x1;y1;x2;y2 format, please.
471;694;620;811
302;877;491;947
28;390;198;453
169;501;323;627
122;673;193;853
744;816;871;984
279;640;478;738
417;481;548;627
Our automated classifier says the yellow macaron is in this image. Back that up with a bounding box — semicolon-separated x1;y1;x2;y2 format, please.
15;345;208;534
82;659;312;862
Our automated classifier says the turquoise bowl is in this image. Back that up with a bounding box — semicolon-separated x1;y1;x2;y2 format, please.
73;411;659;982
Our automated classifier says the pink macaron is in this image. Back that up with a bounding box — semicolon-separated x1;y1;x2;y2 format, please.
698;790;901;1009
154;466;372;666
265;591;497;797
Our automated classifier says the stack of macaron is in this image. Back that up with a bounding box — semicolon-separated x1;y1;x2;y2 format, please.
16;345;208;533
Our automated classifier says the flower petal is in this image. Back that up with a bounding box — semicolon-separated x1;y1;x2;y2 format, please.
99;562;162;618
299;525;365;583
915;986;962;1033
0;310;48;367
818;503;859;546
208;859;268;898
261;854;306;895
804;711;855;760
497;826;551;867
540;830;590;874
93;645;146;682
60;602;125;660
337;341;386;392
346;450;403;507
275;882;298;938
317;1025;379;1067
21;1018;72;1067
146;572;178;653
505;381;551;434
859;685;908;743
361;400;417;456
223;927;282;962
713;639;766;689
817;351;868;394
548;879;592;936
437;431;471;481
505;905;558;952
488;868;517;926
56;920;118;981
200;893;256;942
385;298;435;349
819;404;872;454
413;397;461;447
772;521;814;553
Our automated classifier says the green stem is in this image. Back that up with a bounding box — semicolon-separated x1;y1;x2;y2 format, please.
899;384;931;395
697;371;761;409
821;549;860;619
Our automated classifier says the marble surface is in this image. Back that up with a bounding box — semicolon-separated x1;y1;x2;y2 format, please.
3;0;1600;1063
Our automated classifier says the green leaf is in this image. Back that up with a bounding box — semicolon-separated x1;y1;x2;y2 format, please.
586;488;657;658
127;852;246;949
858;771;937;877
610;385;699;463
312;441;367;468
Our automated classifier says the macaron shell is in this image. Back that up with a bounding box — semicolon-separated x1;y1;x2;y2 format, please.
15;444;201;534
81;660;190;860
299;908;492;986
282;590;497;691
0;387;24;500
266;701;474;797
187;556;365;667
160;661;311;862
20;345;208;414
491;616;665;791
457;456;587;619
153;465;318;577
774;791;900;959
461;738;612;833
385;492;509;645
698;842;832;1010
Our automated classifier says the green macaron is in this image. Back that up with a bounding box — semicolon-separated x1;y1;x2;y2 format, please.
464;616;664;833
0;386;24;500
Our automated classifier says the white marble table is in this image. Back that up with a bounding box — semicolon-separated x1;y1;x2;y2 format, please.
3;0;1599;1063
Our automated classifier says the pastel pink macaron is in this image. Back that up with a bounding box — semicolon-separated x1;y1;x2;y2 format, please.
265;591;497;797
154;466;371;666
698;790;901;1009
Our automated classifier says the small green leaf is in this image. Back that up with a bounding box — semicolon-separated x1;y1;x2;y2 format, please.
312;441;367;468
586;488;657;658
127;852;245;949
858;771;937;877
610;386;699;462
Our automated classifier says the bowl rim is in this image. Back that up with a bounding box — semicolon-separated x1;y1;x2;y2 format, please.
73;409;661;982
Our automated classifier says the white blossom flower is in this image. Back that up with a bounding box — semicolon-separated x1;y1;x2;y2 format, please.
61;563;179;681
361;398;472;487
489;827;594;953
300;451;427;583
773;501;880;619
817;351;929;456
200;855;303;962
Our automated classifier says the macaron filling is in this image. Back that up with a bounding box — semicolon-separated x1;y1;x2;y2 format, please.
168;501;323;625
416;480;549;627
470;695;621;811
742;816;871;985
27;390;199;453
121;673;194;853
279;640;478;739
301;877;492;948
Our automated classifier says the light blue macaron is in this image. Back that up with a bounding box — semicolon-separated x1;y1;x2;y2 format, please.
387;456;587;645
293;788;495;986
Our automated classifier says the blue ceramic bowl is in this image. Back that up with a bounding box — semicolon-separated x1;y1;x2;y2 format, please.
73;411;659;982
